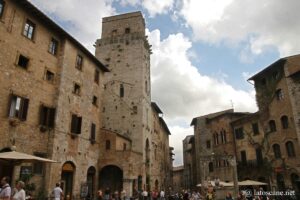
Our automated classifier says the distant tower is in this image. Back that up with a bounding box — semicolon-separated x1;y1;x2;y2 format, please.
95;12;152;193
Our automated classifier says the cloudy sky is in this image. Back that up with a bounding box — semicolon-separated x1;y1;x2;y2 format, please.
29;0;300;166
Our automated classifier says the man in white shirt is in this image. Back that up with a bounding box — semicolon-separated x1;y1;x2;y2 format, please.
52;183;64;200
0;176;11;200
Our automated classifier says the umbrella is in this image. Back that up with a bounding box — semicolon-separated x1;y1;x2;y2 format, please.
238;180;268;186
0;151;57;163
197;181;234;187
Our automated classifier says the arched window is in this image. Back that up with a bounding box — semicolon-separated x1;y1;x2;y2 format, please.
281;116;289;129
273;144;281;159
105;140;111;150
209;162;214;172
286;141;296;157
269;120;277;132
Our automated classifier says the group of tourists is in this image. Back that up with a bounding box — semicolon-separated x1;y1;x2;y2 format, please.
0;177;26;200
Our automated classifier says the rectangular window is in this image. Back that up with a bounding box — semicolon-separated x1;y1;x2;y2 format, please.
75;54;83;70
17;54;29;69
0;0;5;18
8;94;29;121
256;148;263;166
125;28;130;34
206;140;211;149
23;19;35;40
45;70;55;82
71;114;82;134
90;123;96;142
73;83;81;95
92;96;98;106
235;127;244;140
123;143;127;150
252;123;259;135
49;38;58;55
132;106;137;114
241;151;247;165
33;152;46;175
94;69;100;84
39;105;55;128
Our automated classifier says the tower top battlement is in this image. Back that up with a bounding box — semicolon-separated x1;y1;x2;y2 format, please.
101;11;145;38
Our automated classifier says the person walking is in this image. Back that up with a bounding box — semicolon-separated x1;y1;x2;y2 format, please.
52;183;64;200
0;176;11;200
224;192;233;200
12;181;25;200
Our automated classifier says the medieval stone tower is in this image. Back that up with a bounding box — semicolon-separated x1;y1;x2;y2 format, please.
95;12;153;192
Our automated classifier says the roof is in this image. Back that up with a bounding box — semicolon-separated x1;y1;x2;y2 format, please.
102;11;143;23
230;112;260;126
248;58;286;81
206;111;250;122
183;135;194;142
190;109;234;126
159;117;171;135
15;0;109;72
151;102;163;114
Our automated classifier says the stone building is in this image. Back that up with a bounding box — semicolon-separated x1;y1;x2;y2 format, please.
246;55;300;192
172;166;184;192
0;0;108;198
0;0;172;198
182;135;197;190
188;55;300;194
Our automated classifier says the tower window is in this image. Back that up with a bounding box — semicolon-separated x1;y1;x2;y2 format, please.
39;105;55;128
90;123;96;142
281;115;289;129
120;84;124;97
125;28;130;34
272;144;281;159
252;123;259;135
92;96;98;106
106;140;111;150
70;114;82;134
286;141;296;157
45;70;54;82
269;120;277;132
73;83;81;95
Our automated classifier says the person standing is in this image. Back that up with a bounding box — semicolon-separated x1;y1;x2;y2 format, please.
12;181;26;200
0;176;11;200
52;183;64;200
224;192;233;200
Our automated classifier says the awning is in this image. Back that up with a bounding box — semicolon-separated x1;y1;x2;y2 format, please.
238;180;268;186
0;151;58;163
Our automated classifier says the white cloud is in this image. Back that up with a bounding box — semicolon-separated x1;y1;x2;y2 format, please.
29;0;116;51
180;0;300;56
120;0;174;17
148;29;257;164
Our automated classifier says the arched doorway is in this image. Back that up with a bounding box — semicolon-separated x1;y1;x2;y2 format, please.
87;166;96;199
0;148;13;183
291;173;300;193
99;165;123;192
61;162;75;199
276;173;285;191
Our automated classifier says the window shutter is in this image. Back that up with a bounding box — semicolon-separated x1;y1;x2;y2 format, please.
7;94;14;117
20;98;29;121
48;108;56;128
71;115;77;133
39;105;46;126
77;117;82;134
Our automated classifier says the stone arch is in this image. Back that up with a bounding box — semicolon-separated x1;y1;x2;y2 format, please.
61;161;76;200
99;165;123;192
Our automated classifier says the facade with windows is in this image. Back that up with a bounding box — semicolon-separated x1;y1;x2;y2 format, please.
0;0;109;199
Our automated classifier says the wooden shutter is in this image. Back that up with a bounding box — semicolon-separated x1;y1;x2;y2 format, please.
39;105;46;126
20;98;29;121
77;117;82;134
71;114;77;133
7;94;14;117
48;108;56;128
